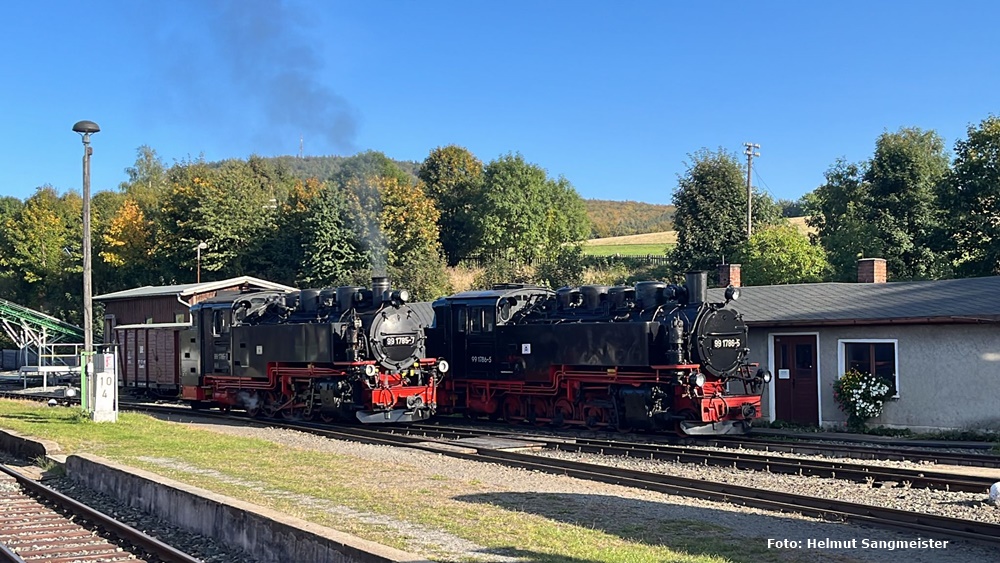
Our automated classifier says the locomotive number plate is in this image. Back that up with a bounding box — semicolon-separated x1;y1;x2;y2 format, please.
383;335;416;346
713;338;741;348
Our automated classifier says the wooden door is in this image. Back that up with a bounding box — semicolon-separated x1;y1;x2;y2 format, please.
774;335;818;425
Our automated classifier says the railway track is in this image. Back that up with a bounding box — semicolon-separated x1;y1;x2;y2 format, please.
253;418;1000;548
0;463;200;563
708;435;1000;468
380;423;997;493
119;407;1000;548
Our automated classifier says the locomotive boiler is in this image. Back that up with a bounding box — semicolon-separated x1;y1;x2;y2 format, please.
180;276;448;423
429;272;769;435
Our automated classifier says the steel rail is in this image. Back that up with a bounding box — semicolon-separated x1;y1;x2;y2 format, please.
377;422;996;493
708;435;1000;468
95;405;1000;547
268;422;1000;547
0;463;202;563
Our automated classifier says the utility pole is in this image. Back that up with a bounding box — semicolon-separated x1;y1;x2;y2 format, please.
744;142;760;238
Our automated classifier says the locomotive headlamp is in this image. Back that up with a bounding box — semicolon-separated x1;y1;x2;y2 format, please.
756;368;772;383
725;285;740;302
688;373;706;387
364;364;378;377
391;289;410;304
437;359;450;373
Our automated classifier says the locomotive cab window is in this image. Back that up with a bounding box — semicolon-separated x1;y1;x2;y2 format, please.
840;339;898;398
470;307;483;333
468;307;495;334
212;308;231;337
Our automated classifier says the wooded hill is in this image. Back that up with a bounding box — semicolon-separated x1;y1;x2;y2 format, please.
265;155;674;239
584;199;674;239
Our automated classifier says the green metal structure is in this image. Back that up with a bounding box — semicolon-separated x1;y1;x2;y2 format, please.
0;297;84;369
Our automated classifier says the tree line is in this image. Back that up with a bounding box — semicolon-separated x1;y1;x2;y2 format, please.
3;114;1000;338
0;146;590;335
669;115;1000;285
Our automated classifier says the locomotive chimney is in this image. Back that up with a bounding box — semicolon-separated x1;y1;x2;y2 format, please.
857;258;887;283
372;276;391;302
718;263;741;288
685;271;708;304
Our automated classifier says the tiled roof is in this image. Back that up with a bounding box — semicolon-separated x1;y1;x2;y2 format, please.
94;276;296;302
706;276;1000;325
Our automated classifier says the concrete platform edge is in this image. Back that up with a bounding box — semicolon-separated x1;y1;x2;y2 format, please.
0;429;430;563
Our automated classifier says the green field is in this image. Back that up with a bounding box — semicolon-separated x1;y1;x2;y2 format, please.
583;244;673;256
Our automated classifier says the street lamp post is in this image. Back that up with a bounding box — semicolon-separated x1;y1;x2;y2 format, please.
196;241;208;283
72;120;100;363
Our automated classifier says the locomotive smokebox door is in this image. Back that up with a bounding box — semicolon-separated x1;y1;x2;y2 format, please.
695;308;746;377
370;308;422;371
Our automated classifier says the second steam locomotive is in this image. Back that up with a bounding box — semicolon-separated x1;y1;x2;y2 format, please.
429;272;769;435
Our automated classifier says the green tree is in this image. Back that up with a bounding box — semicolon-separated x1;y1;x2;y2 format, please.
418;145;484;265
807;160;877;281
299;186;367;287
378;176;451;300
478;154;589;268
943;115;1000;276
479;153;550;262
863;127;950;279
669;148;774;272
735;223;829;285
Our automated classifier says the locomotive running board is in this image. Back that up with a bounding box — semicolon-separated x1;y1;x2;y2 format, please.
679;420;751;436
356;408;432;424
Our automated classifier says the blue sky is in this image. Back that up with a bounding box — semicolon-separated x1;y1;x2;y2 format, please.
2;1;997;206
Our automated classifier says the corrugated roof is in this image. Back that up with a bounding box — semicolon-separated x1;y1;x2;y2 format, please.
94;276;296;302
707;276;1000;325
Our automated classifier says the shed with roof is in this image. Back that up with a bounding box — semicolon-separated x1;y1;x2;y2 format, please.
709;259;1000;432
94;276;296;342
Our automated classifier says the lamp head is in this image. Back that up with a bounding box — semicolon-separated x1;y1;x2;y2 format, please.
197;242;208;250
72;120;101;135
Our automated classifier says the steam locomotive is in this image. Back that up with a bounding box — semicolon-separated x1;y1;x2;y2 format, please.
428;272;769;435
179;276;447;423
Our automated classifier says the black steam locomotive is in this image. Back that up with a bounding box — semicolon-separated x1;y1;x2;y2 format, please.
181;276;447;423
429;272;769;435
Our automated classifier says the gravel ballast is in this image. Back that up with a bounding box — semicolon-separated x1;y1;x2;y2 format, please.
5;413;1000;563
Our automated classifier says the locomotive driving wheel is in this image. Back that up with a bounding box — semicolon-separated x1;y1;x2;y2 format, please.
262;391;284;418
244;391;262;418
529;397;550;426
502;395;525;423
552;399;575;429
583;405;607;430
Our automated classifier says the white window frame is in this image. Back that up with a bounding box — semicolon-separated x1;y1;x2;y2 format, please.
837;338;900;399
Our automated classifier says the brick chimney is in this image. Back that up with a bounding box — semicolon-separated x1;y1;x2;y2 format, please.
857;258;887;283
719;263;742;288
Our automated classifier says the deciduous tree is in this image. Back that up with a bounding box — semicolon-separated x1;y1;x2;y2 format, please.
735;223;829;285
418;145;484;265
943;115;1000;276
863;127;950;279
807;159;876;281
669;148;776;272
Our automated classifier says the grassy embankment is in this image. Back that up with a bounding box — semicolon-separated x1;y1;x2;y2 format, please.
581;217;814;257
0;399;822;563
